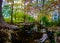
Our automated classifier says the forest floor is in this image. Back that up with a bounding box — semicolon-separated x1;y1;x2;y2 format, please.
0;24;60;43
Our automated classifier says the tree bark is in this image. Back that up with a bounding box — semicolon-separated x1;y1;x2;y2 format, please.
0;0;18;29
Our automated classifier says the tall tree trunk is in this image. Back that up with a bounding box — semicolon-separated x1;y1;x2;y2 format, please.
0;0;18;29
0;0;5;24
58;0;60;19
11;1;14;24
